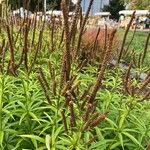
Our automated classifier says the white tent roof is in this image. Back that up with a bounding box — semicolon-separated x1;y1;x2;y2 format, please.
46;11;85;16
119;10;150;15
94;12;110;16
46;10;62;16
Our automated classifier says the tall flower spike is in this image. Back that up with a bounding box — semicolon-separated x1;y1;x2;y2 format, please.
39;68;50;91
80;83;93;101
61;109;68;133
141;31;150;65
139;75;150;92
76;0;94;58
118;11;136;64
70;0;82;43
69;101;76;128
52;80;57;96
89;114;106;128
6;24;16;75
37;75;51;104
89;29;117;103
124;61;133;94
61;0;71;82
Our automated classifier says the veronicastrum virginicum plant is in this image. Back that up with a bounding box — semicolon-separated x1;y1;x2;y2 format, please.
0;0;150;150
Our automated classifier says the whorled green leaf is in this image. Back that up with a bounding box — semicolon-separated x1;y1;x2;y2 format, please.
29;112;41;124
89;140;107;150
118;133;124;150
122;132;144;149
45;135;51;150
19;135;45;143
0;130;4;148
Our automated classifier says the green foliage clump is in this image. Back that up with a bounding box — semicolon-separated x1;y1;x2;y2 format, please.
0;3;150;149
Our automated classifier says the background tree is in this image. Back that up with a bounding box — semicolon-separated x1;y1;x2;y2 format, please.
121;0;150;9
8;0;75;11
8;0;41;11
47;0;62;10
103;0;125;20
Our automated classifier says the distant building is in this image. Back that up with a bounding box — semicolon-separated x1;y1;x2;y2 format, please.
81;0;110;15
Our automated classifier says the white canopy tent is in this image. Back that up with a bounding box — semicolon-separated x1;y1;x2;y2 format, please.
94;12;111;16
119;10;150;16
46;10;62;16
46;11;85;16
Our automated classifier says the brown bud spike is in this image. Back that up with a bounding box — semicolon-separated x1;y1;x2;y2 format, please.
61;109;68;133
64;93;72;107
69;101;76;128
139;91;150;102
89;29;117;103
80;95;90;111
89;114;106;128
39;68;50;91
86;136;97;146
124;61;132;94
80;84;93;101
139;75;150;92
118;11;136;63
69;81;81;94
37;75;51;104
52;80;57;96
61;81;71;96
84;103;93;121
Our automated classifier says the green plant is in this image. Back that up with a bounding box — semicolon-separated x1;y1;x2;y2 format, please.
0;1;150;149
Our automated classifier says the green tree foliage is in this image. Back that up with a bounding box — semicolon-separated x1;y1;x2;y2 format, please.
122;0;150;9
8;0;40;10
8;0;62;11
8;0;74;11
131;0;150;9
103;0;125;20
47;0;62;10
